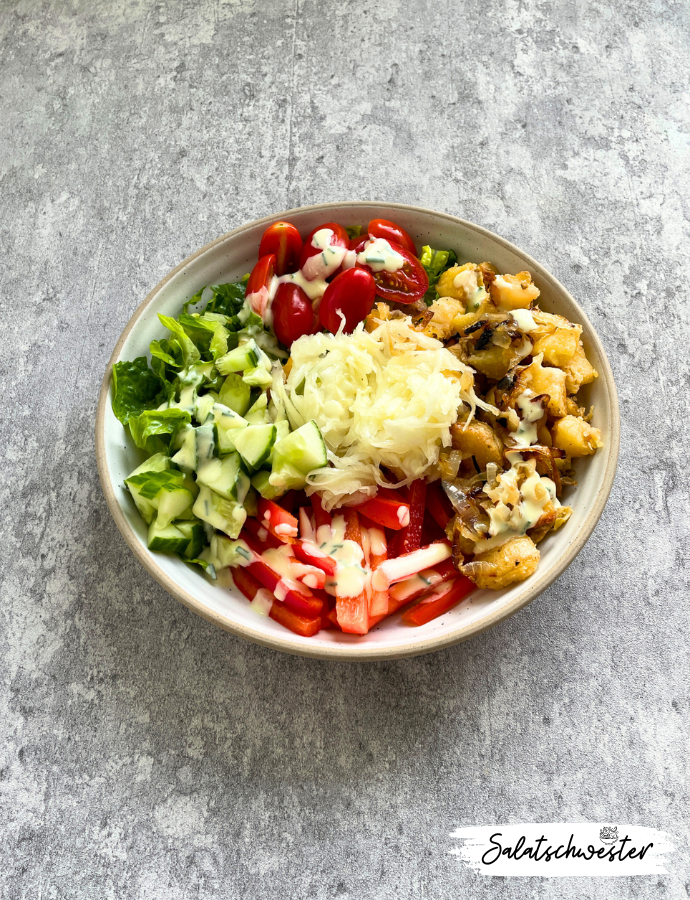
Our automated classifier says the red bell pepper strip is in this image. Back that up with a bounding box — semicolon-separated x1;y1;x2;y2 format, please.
231;565;264;601
240;530;323;618
257;497;298;543
371;542;452;591
367;526;389;617
311;493;332;530
343;508;362;544
293;540;337;577
298;508;315;542
336;593;369;634
388;558;457;606
243;515;282;549
290;561;326;591
354;494;410;531
269;602;322;637
394;479;426;555
401;575;474;627
426;481;453;529
327;606;341;629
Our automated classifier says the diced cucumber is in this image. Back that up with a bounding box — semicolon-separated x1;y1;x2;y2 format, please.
171;425;197;472
147;519;190;554
125;453;171;524
201;533;253;570
268;419;291;464
212;403;248;456
196;451;243;501
244;393;269;425
177;521;206;559
269;420;328;491
156;484;194;528
195;422;217;466
251;469;285;500
195;393;216;424
192;486;247;539
243;485;258;518
216;340;260;375
242;365;273;388
234;423;276;472
219;373;252;416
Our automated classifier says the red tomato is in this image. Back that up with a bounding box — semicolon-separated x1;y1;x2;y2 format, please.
356;240;428;304
272;282;316;346
319;268;376;334
367;218;417;256
258;221;303;276
246;254;276;317
348;234;366;250
299;222;349;279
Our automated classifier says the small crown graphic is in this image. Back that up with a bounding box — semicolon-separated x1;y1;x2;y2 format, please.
600;826;618;843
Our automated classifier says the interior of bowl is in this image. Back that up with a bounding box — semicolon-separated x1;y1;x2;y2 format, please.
96;202;619;659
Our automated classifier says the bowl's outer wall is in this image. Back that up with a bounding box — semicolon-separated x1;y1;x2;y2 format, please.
96;202;620;660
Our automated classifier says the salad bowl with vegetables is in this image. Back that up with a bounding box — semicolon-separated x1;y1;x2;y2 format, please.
96;202;619;659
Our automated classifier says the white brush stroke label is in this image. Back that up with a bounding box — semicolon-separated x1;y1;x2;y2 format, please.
449;823;675;877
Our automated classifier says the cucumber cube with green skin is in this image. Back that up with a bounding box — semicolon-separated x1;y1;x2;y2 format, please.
242;366;273;389
268;420;291;464
201;533;253;570
216;340;260;375
251;469;285;500
195;422;217;467
195;393;216;424
244;393;269;425
177;521;206;559
234;424;276;473
193;486;246;539
156;485;194;528
269;420;328;490
124;454;172;524
196;451;243;501
147;519;190;553
212;403;248;456
171;425;197;472
218;373;251;416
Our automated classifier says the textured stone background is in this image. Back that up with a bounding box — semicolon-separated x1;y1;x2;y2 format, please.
1;0;689;897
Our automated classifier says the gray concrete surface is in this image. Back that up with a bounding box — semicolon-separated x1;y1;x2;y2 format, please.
1;0;689;897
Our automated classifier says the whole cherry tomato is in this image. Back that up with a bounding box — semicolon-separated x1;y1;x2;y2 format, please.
356;240;428;305
367;218;417;256
246;254;276;317
272;283;316;346
299;222;349;280
258;221;303;276
319;268;376;334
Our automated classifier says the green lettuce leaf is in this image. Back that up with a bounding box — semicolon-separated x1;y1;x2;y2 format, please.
206;282;246;317
128;408;192;453
420;245;459;304
111;357;164;425
158;314;201;367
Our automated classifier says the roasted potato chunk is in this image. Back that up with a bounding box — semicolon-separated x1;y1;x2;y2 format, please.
531;322;581;367
562;343;598;393
461;536;540;589
490;272;540;310
552;416;603;457
436;263;480;303
423;296;465;340
466;344;515;380
450;419;504;468
515;357;568;417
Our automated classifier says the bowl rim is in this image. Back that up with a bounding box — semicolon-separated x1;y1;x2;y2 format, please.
95;200;620;660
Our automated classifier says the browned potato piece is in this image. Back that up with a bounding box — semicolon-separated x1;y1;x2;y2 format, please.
532;323;581;367
490;272;540;310
562;343;598;393
466;344;515;380
529;506;572;543
462;536;540;589
436;263;480;302
515;357;568;417
423;296;465;340
552;416;603;457
450;419;504;468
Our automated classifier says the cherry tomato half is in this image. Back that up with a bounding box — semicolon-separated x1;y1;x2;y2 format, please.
367;218;417;256
246;253;276;317
259;221;303;277
299;222;349;280
319;268;376;334
356;240;428;305
272;282;316;346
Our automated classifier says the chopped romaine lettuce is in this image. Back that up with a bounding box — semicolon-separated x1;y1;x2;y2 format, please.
420;245;458;304
111;356;165;425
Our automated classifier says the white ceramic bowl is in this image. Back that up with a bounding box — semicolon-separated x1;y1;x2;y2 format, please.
96;202;619;659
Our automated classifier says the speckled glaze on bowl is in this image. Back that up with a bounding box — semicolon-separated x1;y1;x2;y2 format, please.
95;202;619;660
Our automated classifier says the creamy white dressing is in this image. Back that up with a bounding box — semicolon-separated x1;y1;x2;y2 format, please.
342;249;357;270
480;454;559;550
356;238;404;273
510;391;544;448
511;308;538;333
249;588;273;617
301;229;348;281
453;267;487;312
